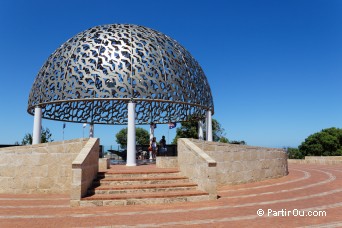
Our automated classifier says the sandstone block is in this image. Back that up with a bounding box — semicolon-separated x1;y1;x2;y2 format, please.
70;200;80;207
31;165;48;177
233;152;241;161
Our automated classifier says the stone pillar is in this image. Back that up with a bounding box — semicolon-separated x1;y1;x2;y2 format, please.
89;123;94;138
206;110;213;142
32;106;42;145
149;124;154;160
126;101;137;166
198;120;204;140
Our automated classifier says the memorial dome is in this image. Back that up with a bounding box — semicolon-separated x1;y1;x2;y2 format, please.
27;24;214;124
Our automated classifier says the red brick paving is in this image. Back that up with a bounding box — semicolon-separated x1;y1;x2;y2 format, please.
1;163;342;227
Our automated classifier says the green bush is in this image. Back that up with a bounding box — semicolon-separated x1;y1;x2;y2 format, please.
299;127;342;157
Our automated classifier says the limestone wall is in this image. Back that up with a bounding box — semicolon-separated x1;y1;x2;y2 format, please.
289;156;342;165
178;139;217;199
185;139;288;186
71;138;99;206
305;156;342;160
0;139;88;194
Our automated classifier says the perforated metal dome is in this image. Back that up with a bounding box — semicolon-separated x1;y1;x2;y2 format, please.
27;24;214;124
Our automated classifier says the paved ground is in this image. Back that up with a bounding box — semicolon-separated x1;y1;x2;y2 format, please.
1;163;342;227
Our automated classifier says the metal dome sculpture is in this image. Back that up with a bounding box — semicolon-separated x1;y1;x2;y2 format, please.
27;24;214;125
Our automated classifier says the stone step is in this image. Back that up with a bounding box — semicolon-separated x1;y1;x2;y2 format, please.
99;170;180;178
82;165;211;207
81;190;210;206
91;183;198;194
95;176;190;186
106;167;179;173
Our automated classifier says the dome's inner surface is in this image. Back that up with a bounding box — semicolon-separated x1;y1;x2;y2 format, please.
27;24;214;124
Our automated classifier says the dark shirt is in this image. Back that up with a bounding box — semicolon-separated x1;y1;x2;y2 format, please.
159;139;166;148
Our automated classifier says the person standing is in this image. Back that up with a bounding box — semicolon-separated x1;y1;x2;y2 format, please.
159;135;167;156
150;137;158;160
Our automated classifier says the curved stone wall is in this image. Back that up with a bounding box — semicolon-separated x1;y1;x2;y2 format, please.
0;139;90;194
178;139;288;187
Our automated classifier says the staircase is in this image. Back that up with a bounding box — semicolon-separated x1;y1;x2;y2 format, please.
80;165;210;206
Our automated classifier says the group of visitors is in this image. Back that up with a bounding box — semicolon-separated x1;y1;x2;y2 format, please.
149;135;167;159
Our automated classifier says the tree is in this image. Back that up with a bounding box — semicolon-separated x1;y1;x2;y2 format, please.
299;127;342;157
41;128;53;143
212;119;226;142
115;127;150;148
21;133;33;145
172;121;198;144
172;118;228;144
230;140;246;145
20;127;54;145
219;136;229;143
286;147;304;159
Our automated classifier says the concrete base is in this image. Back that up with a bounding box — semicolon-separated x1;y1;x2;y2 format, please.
156;157;178;168
99;158;110;172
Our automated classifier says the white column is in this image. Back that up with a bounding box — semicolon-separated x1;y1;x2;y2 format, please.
32;106;42;145
205;112;208;140
149;124;154;140
198;120;204;140
126;101;137;166
149;124;154;160
89;123;94;138
206;110;213;142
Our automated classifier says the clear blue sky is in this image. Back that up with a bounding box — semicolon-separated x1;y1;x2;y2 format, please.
0;0;341;148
